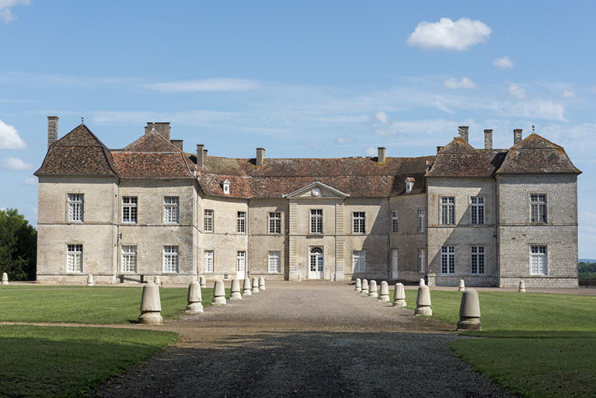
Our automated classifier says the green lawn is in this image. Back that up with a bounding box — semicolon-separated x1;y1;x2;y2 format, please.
0;285;221;324
391;288;596;398
0;325;177;397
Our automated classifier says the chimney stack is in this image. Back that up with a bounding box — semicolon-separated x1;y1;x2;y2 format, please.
484;129;493;150
154;122;171;141
377;147;386;163
196;144;204;168
458;126;469;143
171;139;183;152
256;148;265;167
514;129;523;145
47;116;59;149
145;122;154;134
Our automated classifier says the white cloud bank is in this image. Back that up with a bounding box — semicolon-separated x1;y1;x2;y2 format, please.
375;111;389;125
508;83;526;99
407;17;491;51
0;119;27;149
444;77;478;89
493;56;514;69
146;78;260;93
22;177;37;185
0;0;30;23
562;90;576;98
1;157;35;170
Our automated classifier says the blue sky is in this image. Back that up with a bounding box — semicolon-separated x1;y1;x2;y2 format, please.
1;1;596;256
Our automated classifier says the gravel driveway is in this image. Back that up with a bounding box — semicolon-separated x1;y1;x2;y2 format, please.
90;281;512;398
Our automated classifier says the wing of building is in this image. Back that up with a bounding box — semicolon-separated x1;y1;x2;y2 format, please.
35;119;581;287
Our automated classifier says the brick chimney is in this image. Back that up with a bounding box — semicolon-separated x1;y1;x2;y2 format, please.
145;122;154;134
47;116;58;149
514;129;523;145
458;126;469;142
171;139;183;151
196;144;204;168
377;147;386;163
484;129;493;150
154;122;171;141
256;148;265;167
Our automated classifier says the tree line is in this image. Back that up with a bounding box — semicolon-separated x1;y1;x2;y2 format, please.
578;262;596;281
0;208;36;281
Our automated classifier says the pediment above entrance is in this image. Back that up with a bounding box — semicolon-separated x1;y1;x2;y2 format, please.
283;181;349;200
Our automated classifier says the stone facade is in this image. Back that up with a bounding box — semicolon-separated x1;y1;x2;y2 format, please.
35;119;581;287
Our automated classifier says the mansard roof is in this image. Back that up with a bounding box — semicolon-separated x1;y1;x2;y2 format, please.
496;133;581;174
35;124;118;176
425;137;507;178
197;156;433;198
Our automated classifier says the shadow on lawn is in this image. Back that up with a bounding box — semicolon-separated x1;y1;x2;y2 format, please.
466;330;596;339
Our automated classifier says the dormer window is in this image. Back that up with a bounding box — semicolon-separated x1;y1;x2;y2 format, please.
223;179;230;195
405;177;415;193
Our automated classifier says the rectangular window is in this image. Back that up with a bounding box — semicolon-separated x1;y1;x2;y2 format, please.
204;250;214;273
310;209;323;234
122;197;138;223
121;246;137;273
164;196;179;223
204;209;214;232
418;249;425;273
470;197;485;225
352;212;366;234
441;246;455;274
471;246;485;274
68;194;84;222
163;246;179;273
392;211;398;233
530;194;547;223
268;251;281;273
441;197;455;225
352;251;366;273
237;211;246;233
237;251;246;274
530;246;547;275
269;212;281;234
417;209;425;233
66;244;83;272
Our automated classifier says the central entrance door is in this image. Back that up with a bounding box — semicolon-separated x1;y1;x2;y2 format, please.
237;251;246;280
309;247;324;279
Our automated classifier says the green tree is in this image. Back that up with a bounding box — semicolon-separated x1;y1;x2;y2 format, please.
0;208;37;281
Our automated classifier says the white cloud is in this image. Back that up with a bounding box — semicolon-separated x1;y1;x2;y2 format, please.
0;0;30;23
146;78;260;93
508;83;526;99
443;77;478;89
562;90;576;98
365;146;377;156
375;111;389;125
0;119;27;149
336;136;352;144
406;17;491;51
22;177;37;185
496;101;565;121
374;129;391;137
1;157;35;170
493;56;514;69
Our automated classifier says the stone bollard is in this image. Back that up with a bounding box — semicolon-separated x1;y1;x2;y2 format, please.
379;281;390;302
368;280;378;298
519;280;526;293
355;278;362;293
212;280;227;305
458;279;465;292
154;276;161;286
251;277;260;293
242;278;252;296
138;282;163;324
199;275;207;288
230;279;243;300
86;274;94;286
361;279;369;296
419;278;425;287
393;283;407;307
259;277;266;291
415;285;432;316
186;281;204;313
297;274;302;282
1;272;8;285
457;289;482;331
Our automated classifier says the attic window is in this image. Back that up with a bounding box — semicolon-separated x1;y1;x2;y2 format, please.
405;177;415;193
223;179;230;195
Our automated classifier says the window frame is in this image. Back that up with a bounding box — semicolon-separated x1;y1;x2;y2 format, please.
441;246;455;275
441;197;456;225
268;251;282;273
237;211;246;233
163;245;179;273
310;209;323;234
470;196;485;225
204;209;214;233
163;196;179;224
530;245;548;275
418;249;425;273
417;209;425;233
269;212;281;234
470;246;485;274
530;194;547;224
121;245;137;273
122;196;138;224
352;212;366;234
352;250;366;273
391;211;398;233
204;250;214;273
66;244;83;273
67;193;84;223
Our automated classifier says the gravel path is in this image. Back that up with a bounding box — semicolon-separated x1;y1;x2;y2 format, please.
90;281;512;398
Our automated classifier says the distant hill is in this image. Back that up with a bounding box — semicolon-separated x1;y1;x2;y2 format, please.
579;259;596;263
